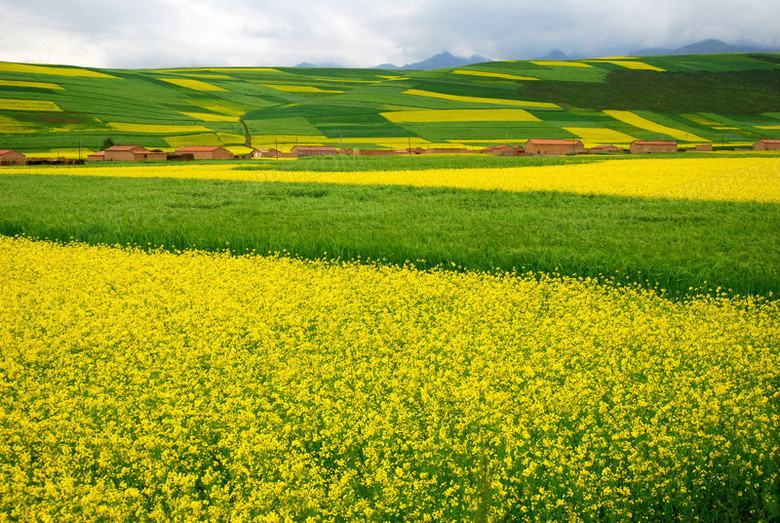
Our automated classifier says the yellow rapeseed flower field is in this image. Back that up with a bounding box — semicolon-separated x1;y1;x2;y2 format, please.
380;108;540;123
1;236;778;520
562;127;636;145
178;111;241;122
402;89;560;108
0;61;118;78
529;60;593;68
604;110;707;142
451;70;540;81
0;98;62;112
0;115;36;133
107;122;213;134
589;60;666;71
8;157;779;203
157;78;229;92
261;84;344;93
0;79;64;90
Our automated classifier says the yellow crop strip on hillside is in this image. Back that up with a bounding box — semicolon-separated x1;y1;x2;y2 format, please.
0;115;36;133
155;67;283;73
0;79;64;90
1;236;778;519
529;60;592;67
178;111;241;122
0;61;117;78
157;78;229;92
452;70;540;81
591;60;666;71
381;108;540;123
107;122;213;133
403;89;559;108
186;99;245;117
562;127;636;144
605;110;708;142
261;84;344;93
0;98;62;112
6;158;779;203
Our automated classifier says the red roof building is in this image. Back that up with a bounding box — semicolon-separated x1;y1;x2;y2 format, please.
290;146;338;157
630;140;678;154
422;147;469;154
482;144;525;156
87;151;106;162
104;145;167;162
353;149;396;156
524;139;586;155
0;149;27;165
588;144;623;154
754;139;780;151
175;146;234;160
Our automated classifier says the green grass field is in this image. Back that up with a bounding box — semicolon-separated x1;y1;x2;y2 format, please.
1;54;779;155
2;168;778;298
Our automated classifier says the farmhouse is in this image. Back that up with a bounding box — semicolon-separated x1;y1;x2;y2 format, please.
87;151;106;162
392;147;424;155
354;149;396;156
250;148;271;158
630;140;678;154
524;139;586;155
250;148;295;158
588;144;623;154
104;145;168;162
423;147;469;154
483;144;524;156
175;146;234;160
290;145;338;157
754;139;780;151
0;149;27;165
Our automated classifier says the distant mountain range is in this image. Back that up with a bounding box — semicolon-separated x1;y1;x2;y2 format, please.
630;39;780;56
375;51;490;70
296;51;489;70
296;40;780;70
538;40;780;61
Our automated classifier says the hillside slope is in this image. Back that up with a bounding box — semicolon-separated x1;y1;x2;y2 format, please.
0;54;779;155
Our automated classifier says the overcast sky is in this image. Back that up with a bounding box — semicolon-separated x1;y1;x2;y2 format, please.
1;0;778;69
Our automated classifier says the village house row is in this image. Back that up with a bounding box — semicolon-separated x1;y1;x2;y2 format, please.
2;139;780;165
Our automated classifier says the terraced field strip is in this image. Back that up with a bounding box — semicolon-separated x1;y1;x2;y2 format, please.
8;157;776;203
0;98;62;112
605;110;708;142
381;109;540;123
0;61;118;78
402;89;560;108
157;78;229;92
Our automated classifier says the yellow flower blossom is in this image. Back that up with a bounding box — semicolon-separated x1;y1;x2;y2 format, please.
0;236;778;520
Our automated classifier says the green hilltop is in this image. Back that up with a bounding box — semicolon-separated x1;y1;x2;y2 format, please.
1;53;779;155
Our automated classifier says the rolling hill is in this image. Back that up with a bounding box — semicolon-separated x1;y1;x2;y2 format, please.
0;53;779;156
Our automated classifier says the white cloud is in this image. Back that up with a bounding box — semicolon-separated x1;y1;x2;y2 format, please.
0;0;778;68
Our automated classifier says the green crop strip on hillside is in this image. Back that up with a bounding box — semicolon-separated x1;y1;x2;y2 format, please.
518;69;780;114
1;172;778;298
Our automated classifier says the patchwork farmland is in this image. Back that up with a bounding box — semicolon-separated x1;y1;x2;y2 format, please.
1;54;780;521
1;53;779;156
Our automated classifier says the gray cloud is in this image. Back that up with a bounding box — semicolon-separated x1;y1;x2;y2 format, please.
0;0;778;68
